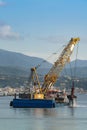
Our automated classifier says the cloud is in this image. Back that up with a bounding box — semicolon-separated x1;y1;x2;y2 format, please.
0;24;22;40
0;0;6;6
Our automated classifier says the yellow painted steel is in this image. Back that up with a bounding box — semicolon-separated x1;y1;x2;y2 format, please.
28;37;80;97
34;94;44;99
42;37;80;93
71;37;80;45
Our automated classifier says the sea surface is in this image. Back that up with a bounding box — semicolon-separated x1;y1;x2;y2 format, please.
0;94;87;130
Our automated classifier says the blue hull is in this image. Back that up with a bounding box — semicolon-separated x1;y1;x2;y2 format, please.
10;99;55;108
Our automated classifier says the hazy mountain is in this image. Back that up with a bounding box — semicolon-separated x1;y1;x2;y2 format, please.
0;49;87;88
67;59;87;68
65;59;87;77
0;49;87;69
0;49;52;69
0;49;87;77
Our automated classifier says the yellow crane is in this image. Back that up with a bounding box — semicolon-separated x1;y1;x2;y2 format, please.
42;37;80;92
29;37;80;99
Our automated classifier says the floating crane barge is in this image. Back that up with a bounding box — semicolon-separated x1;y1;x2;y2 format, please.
10;37;80;108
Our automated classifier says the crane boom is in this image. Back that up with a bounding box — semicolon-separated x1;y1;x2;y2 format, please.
42;37;80;92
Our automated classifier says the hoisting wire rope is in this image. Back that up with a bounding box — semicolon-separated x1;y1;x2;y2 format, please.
61;65;68;77
73;42;79;79
27;44;65;87
58;40;74;85
59;40;74;78
68;42;79;89
35;44;65;69
69;61;73;79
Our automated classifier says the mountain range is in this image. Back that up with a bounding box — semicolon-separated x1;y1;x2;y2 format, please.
0;49;87;77
0;49;52;69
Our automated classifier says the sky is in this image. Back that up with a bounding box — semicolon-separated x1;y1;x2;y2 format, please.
0;0;87;63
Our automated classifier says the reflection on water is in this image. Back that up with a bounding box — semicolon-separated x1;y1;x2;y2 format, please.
12;107;58;118
68;107;74;116
0;95;87;130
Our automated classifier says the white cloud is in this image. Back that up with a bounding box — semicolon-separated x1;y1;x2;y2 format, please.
0;0;6;6
0;24;21;40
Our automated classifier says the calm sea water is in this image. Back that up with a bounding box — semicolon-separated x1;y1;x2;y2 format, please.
0;94;87;130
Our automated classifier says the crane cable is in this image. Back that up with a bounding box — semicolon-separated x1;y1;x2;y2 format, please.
35;44;65;69
27;44;65;87
68;42;79;88
73;42;79;79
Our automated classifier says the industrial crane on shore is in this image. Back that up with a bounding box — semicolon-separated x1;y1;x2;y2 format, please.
29;37;80;99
